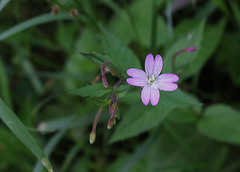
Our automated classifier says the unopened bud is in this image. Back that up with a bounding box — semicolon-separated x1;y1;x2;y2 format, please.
107;119;114;129
38;122;46;131
183;46;197;52
51;5;60;15
69;8;79;17
89;132;96;144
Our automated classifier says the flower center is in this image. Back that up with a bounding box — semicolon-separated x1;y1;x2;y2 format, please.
147;75;156;85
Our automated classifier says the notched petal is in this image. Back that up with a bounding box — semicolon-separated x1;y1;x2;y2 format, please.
127;68;147;79
145;53;154;76
126;78;147;87
153;55;163;77
157;82;178;91
150;87;160;106
156;73;179;83
141;85;151;105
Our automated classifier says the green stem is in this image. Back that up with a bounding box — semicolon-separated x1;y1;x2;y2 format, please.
151;0;157;53
51;0;98;31
166;0;173;40
124;0;141;46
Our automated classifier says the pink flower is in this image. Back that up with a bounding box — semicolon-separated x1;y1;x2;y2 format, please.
126;54;179;106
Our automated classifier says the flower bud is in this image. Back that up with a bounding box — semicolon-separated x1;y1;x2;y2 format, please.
69;8;79;17
183;46;197;52
51;6;60;15
89;132;96;144
107;119;114;129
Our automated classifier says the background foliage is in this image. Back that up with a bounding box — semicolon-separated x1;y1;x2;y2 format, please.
0;0;240;172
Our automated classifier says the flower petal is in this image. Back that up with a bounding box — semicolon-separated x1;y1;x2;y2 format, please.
126;78;147;87
156;73;179;82
150;87;160;106
141;85;151;105
153;55;163;77
127;68;147;79
156;82;178;91
145;53;154;76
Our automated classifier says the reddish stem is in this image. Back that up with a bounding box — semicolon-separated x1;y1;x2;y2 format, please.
172;45;197;72
91;106;104;134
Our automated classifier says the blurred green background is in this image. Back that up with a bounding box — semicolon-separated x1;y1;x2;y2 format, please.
0;0;240;172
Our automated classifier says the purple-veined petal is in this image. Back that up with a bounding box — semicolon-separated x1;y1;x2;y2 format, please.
150;87;160;106
141;85;151;105
145;53;154;76
153;55;163;77
156;82;178;91
127;68;147;79
126;78;147;87
156;73;179;83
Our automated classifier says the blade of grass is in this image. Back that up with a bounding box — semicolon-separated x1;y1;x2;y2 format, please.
33;126;70;172
60;139;85;172
0;12;71;41
0;97;53;172
118;132;157;172
0;0;10;12
0;58;12;106
52;0;98;31
21;56;44;94
151;162;208;172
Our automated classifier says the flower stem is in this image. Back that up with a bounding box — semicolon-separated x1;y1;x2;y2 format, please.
172;46;197;72
91;105;104;136
113;80;122;89
101;61;111;88
150;0;157;53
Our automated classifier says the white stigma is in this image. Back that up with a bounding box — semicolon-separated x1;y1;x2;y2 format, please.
147;75;156;85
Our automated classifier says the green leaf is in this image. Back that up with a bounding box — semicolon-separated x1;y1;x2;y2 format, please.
120;89;200;107
92;98;112;106
115;84;130;98
182;18;226;79
110;89;200;143
148;123;228;172
0;12;71;41
69;83;112;97
0;98;52;172
79;52;108;65
198;104;240;144
110;103;171;143
99;24;141;76
167;107;200;123
0;0;10;12
159;90;201;108
163;20;205;73
216;33;240;85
